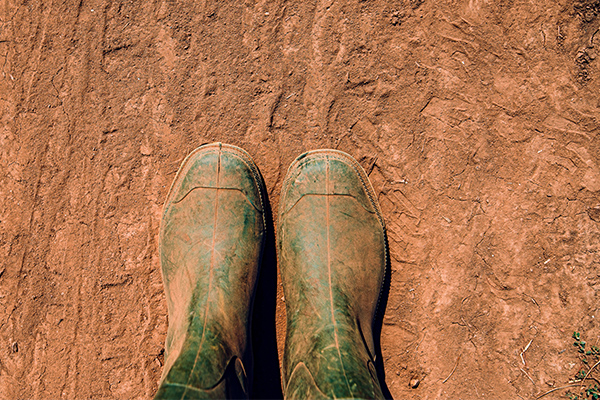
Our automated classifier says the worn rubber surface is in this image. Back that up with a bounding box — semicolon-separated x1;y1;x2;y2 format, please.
156;143;266;399
278;150;387;399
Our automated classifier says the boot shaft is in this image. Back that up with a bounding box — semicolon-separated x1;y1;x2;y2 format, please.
157;144;267;399
278;151;387;399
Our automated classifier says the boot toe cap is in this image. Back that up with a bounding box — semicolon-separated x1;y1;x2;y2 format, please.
281;150;379;216
171;143;264;211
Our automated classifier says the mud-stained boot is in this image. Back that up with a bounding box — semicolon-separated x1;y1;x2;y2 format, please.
155;143;266;400
277;150;387;400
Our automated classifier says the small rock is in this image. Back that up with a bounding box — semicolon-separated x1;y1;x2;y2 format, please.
141;144;153;156
11;342;18;353
410;378;420;388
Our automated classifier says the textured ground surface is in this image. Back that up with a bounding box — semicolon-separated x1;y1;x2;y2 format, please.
1;0;600;399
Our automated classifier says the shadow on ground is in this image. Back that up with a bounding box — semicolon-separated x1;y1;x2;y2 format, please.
251;194;284;399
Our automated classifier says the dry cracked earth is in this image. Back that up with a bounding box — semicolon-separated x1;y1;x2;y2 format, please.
1;0;600;399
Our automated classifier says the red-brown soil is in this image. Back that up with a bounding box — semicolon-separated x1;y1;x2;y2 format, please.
1;0;600;399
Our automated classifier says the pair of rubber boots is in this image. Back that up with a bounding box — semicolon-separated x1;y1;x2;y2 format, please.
155;143;387;399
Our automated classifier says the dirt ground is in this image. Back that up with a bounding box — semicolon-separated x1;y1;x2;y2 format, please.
1;0;600;399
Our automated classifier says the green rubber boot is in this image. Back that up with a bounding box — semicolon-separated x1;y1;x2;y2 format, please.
155;143;266;399
277;150;387;400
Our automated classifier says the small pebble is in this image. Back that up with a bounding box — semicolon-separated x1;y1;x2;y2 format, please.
141;144;153;155
410;378;420;388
